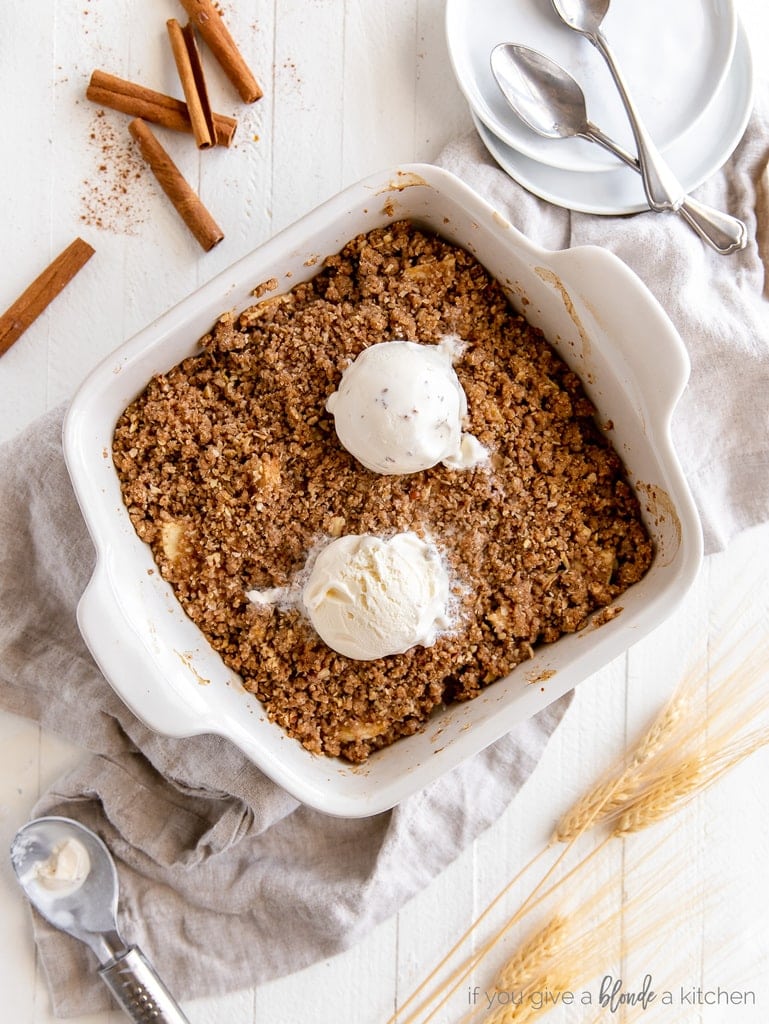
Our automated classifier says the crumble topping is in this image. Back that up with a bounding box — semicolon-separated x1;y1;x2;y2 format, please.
113;220;653;762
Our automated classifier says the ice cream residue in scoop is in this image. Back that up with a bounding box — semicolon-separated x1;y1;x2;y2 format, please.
33;837;91;897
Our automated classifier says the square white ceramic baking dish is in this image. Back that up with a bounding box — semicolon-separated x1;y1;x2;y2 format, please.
63;163;703;817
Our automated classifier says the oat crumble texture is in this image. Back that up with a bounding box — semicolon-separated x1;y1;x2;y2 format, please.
112;221;653;763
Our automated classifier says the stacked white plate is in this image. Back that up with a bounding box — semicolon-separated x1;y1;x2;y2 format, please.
446;0;754;214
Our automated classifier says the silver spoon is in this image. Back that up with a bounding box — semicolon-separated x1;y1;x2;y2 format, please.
490;44;747;255
550;0;686;213
11;816;190;1024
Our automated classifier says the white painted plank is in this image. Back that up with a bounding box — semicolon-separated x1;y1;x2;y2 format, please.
270;0;347;231
341;0;420;183
414;0;475;160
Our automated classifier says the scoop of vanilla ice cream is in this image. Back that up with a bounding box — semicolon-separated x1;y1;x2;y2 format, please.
326;339;486;475
302;531;451;660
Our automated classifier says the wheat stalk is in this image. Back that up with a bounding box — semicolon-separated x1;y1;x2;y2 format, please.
494;915;571;992
611;756;706;837
426;721;752;1024
396;726;767;1023
385;846;553;1024
415;839;611;1024
552;694;693;843
483;972;575;1024
483;847;703;1024
554;628;769;844
613;732;769;836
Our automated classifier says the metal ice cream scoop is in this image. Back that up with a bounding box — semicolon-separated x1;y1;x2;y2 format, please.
10;816;190;1024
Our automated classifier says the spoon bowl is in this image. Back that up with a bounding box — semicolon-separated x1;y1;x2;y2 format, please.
489;44;590;140
490;43;643;155
549;0;610;35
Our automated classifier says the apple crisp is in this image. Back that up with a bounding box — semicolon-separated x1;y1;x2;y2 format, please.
113;220;653;763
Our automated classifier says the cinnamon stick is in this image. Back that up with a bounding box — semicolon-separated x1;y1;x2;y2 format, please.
177;0;262;103
86;70;237;147
128;118;224;252
0;238;95;358
166;19;214;149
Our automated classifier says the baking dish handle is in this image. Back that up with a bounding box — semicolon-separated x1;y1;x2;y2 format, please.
77;563;207;739
550;245;691;423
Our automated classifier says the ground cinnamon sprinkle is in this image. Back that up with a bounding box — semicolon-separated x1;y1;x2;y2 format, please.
80;110;149;234
113;221;653;762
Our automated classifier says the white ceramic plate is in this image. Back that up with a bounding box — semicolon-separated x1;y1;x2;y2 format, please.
472;19;753;215
446;0;737;173
64;164;702;818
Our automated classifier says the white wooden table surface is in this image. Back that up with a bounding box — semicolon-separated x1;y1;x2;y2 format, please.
1;2;768;1022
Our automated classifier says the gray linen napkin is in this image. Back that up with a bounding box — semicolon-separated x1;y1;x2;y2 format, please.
436;101;769;555
0;408;571;1017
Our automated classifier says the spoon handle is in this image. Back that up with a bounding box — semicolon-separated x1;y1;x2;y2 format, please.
591;28;685;213
586;124;747;256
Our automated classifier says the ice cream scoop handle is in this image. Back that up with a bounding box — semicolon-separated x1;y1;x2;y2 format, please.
98;946;191;1024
